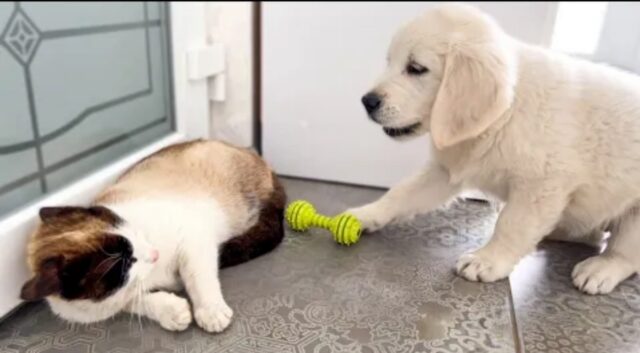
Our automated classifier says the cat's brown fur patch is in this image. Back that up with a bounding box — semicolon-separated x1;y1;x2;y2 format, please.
95;140;279;236
22;207;133;301
96;140;287;268
219;173;287;268
27;207;120;271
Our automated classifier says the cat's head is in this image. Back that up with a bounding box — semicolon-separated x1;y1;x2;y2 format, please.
20;206;158;304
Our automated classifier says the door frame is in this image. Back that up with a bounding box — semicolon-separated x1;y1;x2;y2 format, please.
0;2;213;318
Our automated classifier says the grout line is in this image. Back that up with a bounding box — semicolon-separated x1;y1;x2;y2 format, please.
278;175;499;203
508;278;526;353
277;174;389;191
252;1;262;155
0;301;27;323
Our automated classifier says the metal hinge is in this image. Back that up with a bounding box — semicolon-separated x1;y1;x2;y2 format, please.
187;43;226;102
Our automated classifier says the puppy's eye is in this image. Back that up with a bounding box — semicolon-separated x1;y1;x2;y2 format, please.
406;62;428;75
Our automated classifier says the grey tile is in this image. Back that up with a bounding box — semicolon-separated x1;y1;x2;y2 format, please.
0;177;516;353
510;241;640;353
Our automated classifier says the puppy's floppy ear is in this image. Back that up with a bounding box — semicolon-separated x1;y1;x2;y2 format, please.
430;40;515;149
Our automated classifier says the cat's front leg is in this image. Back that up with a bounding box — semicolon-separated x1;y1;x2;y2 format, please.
125;291;192;331
180;244;233;333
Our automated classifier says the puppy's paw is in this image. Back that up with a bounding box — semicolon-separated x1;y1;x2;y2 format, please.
456;249;515;282
156;294;192;331
572;254;635;295
194;301;234;333
347;204;392;232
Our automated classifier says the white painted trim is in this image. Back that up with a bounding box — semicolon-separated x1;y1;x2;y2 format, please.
171;1;211;139
187;43;226;81
0;2;212;318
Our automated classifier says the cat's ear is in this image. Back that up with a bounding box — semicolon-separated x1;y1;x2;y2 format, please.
87;206;121;224
39;207;82;222
39;206;120;225
20;257;62;301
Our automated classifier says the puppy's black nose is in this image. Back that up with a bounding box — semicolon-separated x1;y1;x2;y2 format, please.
361;92;382;114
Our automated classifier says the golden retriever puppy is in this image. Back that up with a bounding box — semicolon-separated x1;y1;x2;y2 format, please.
349;4;640;294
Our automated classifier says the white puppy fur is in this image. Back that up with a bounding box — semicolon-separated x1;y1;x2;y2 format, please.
349;4;640;294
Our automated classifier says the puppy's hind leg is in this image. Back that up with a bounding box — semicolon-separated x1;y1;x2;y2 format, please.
545;227;606;248
572;208;639;295
457;183;569;283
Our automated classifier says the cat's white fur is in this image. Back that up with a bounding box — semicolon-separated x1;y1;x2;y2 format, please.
47;196;234;332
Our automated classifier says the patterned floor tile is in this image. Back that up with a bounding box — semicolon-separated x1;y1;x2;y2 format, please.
511;241;640;353
0;178;516;353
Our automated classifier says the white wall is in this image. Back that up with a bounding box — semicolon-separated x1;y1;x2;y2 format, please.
206;2;254;148
262;2;557;188
592;2;640;73
204;2;640;186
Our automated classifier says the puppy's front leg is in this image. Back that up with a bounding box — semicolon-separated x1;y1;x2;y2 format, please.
348;164;460;231
457;184;568;282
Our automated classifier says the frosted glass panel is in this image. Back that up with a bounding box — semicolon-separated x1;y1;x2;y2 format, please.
0;181;41;218
22;2;144;32
0;2;174;220
0;4;12;27
0;150;38;188
0;51;32;145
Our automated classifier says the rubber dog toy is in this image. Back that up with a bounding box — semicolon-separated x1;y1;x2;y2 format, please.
285;200;362;245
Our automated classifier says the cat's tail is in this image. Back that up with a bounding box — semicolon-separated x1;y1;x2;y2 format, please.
219;175;286;268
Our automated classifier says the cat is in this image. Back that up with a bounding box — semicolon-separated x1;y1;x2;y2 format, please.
19;139;286;332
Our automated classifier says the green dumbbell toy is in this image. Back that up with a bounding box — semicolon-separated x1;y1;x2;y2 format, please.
285;200;362;246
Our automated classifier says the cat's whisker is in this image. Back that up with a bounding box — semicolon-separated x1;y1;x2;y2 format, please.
93;254;124;275
93;257;114;272
134;281;144;328
96;243;121;258
140;282;149;313
96;257;122;282
135;280;144;335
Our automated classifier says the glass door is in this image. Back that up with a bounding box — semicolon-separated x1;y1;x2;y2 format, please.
0;1;174;219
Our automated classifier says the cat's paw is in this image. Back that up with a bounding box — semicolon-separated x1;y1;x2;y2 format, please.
194;301;234;333
156;294;192;331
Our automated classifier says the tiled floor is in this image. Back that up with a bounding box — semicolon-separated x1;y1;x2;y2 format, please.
1;177;639;353
511;243;640;353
